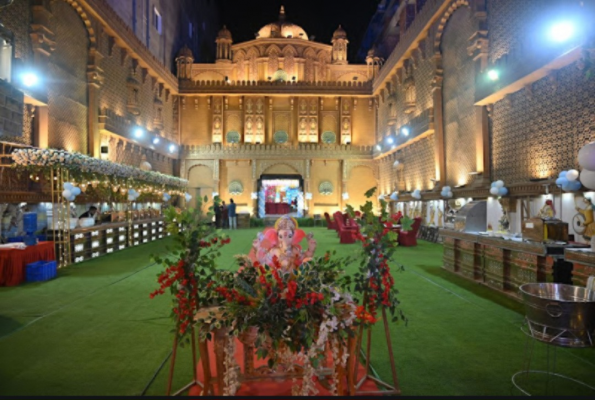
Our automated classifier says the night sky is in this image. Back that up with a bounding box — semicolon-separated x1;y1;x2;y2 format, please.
215;0;380;62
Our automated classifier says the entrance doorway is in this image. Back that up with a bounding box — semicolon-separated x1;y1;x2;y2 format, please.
258;174;304;217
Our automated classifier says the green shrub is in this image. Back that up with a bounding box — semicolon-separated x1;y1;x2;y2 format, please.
250;218;265;228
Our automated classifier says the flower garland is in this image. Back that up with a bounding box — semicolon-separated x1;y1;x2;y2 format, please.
12;148;188;189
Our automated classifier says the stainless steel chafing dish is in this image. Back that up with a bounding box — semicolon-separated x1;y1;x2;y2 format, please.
454;200;487;233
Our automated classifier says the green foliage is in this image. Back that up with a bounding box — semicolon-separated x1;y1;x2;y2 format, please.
400;216;414;232
346;186;406;324
250;218;265;228
150;196;231;341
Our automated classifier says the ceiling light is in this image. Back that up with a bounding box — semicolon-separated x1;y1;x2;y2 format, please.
168;144;177;153
153;137;160;145
386;137;394;144
134;128;144;138
401;127;410;136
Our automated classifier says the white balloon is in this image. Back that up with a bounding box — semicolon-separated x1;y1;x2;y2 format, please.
490;187;500;196
566;169;579;182
390;192;399;201
495;180;504;188
62;189;72;199
578;142;595;171
580;169;595;190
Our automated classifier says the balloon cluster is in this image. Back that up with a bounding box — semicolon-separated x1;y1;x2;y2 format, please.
163;192;171;202
62;182;81;202
128;188;140;202
440;186;453;198
390;191;399;201
489;180;508;197
412;189;422;200
184;192;192;202
378;194;386;201
578;142;595;190
555;170;581;192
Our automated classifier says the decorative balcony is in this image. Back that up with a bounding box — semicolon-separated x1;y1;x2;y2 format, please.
178;79;373;95
182;142;374;160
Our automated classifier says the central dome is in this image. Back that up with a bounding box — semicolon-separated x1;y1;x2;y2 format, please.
256;6;308;40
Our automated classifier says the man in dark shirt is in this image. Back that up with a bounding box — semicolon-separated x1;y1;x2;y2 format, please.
228;199;237;229
221;201;228;229
79;206;98;219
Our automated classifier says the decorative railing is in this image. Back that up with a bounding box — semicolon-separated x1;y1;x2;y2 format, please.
182;142;375;159
179;79;373;94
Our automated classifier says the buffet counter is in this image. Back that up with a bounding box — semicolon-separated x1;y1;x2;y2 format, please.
48;217;170;265
440;229;588;298
564;249;595;287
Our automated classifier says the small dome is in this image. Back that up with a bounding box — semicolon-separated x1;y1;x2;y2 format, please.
256;6;308;40
333;25;347;40
177;45;193;59
217;25;232;40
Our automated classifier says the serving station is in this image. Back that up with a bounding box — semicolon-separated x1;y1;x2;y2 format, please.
439;195;591;298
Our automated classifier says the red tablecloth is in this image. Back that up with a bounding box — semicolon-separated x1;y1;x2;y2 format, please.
265;203;291;215
0;242;56;287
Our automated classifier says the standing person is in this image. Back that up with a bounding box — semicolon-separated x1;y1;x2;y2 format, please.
221;201;228;229
228;198;237;230
214;201;222;228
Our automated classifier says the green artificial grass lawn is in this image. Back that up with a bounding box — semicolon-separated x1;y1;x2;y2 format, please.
1;227;594;396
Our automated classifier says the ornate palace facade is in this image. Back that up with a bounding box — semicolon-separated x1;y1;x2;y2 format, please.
1;0;594;230
179;6;379;215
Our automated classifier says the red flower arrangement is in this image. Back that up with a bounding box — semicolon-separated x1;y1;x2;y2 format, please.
150;198;231;340
346;187;406;324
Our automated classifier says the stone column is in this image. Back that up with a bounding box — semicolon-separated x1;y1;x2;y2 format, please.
252;159;258;216
341;160;348;210
87;51;104;158
431;72;446;187
305;159;311;213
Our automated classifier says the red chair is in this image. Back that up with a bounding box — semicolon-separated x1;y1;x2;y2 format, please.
324;212;337;230
334;211;358;244
398;217;422;247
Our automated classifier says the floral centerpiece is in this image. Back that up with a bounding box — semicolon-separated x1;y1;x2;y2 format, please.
203;252;357;395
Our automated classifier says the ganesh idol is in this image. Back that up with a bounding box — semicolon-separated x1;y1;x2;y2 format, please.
249;215;317;272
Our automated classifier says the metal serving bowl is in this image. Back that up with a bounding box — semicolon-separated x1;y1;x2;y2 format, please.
520;283;595;348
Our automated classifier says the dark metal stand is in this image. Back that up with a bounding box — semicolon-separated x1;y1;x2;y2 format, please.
350;307;401;396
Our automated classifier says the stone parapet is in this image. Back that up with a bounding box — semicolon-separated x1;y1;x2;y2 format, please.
182;143;374;160
178;79;373;95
